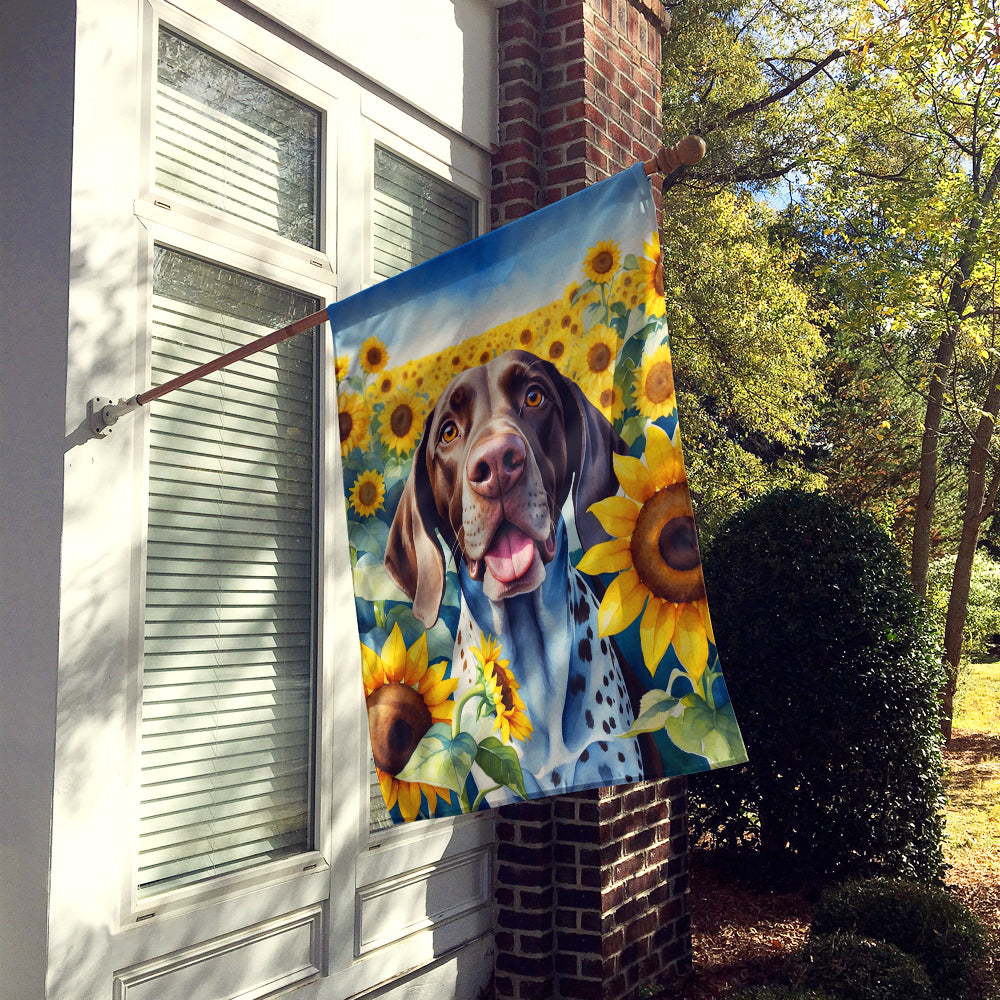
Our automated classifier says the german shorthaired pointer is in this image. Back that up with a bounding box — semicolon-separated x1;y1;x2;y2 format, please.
384;349;643;801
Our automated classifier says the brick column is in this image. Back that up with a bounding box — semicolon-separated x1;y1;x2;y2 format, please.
491;3;691;999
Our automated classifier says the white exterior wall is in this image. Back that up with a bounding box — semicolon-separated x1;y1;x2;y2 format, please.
0;2;500;998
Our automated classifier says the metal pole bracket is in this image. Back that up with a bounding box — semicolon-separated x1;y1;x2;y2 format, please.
88;396;139;438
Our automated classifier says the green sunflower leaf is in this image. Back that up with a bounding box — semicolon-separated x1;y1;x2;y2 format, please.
625;307;653;340
623;253;639;270
352;552;407;602
619;414;648;449
620;688;678;736
475;737;527;800
582;301;605;331
571;280;598;305
396;723;477;794
664;699;744;764
349;515;389;556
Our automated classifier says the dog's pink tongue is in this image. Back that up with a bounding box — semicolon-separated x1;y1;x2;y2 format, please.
484;525;535;584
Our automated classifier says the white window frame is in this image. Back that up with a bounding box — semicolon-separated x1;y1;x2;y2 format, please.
111;0;496;992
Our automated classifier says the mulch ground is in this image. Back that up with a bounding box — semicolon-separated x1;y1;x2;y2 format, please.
666;733;1000;1000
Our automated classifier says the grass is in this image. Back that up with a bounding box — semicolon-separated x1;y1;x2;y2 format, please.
666;658;1000;1000
945;660;1000;869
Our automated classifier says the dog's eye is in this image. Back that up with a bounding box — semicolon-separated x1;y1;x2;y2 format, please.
440;421;459;444
525;385;545;408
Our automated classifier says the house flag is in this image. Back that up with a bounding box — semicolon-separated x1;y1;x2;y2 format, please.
328;163;747;823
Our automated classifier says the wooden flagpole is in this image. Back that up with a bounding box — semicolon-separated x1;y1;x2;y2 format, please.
88;136;704;437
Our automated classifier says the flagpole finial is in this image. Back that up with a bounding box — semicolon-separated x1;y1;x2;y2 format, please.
643;135;706;176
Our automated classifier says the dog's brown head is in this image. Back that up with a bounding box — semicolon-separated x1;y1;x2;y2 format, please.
385;349;625;627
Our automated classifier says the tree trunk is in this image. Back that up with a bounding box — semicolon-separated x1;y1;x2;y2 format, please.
941;377;1000;740
910;330;955;598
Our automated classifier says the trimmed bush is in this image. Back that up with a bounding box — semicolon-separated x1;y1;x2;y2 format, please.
732;987;836;1000
692;488;947;882
791;933;934;1000
811;878;988;999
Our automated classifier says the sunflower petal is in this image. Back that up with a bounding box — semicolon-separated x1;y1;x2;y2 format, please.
381;623;407;682
640;598;676;672
673;603;710;682
423;784;438;814
613;452;655;504
576;536;632;576
378;769;397;810
644;424;682;488
396;780;421;822
598;568;647;636
360;644;384;696
695;598;715;645
588;495;640;538
404;631;428;686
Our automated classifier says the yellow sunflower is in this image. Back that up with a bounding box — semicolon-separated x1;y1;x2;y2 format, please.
337;390;369;457
577;424;713;679
574;324;621;397
378;388;426;456
359;335;390;375
610;269;641;312
633;342;677;419
472;634;533;744
349;469;385;518
636;233;666;317
367;368;397;399
334;354;351;383
583;239;621;284
595;383;626;422
361;625;458;822
511;321;540;353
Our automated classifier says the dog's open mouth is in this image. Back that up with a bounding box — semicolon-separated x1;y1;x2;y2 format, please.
469;522;556;600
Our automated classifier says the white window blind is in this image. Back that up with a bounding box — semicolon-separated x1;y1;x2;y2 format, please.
138;248;319;895
372;145;478;279
368;150;478;831
156;27;320;248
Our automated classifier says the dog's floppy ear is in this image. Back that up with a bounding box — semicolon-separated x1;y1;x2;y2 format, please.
557;374;628;551
384;423;446;628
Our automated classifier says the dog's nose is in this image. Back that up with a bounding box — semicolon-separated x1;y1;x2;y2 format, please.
467;432;526;498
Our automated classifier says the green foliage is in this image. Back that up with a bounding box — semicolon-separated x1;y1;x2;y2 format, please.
692;488;947;882
790;934;934;1000
811;878;988;999
732;987;836;1000
927;550;1000;659
663;183;826;540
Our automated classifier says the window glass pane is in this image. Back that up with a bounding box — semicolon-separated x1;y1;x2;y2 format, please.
156;28;320;248
368;151;477;831
139;246;318;895
372;146;477;279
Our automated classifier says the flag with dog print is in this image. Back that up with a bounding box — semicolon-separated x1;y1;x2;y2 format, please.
328;163;747;824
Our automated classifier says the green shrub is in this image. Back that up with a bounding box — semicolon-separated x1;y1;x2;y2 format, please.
791;933;934;1000
692;488;947;882
811;878;988;999
732;987;837;1000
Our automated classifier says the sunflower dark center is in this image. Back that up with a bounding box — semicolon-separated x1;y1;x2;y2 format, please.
630;483;706;604
592;250;615;274
366;683;432;776
358;479;379;507
366;346;384;368
658;515;701;572
550;340;566;359
390;403;414;438
643;360;674;405
339;411;353;440
588;342;613;373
